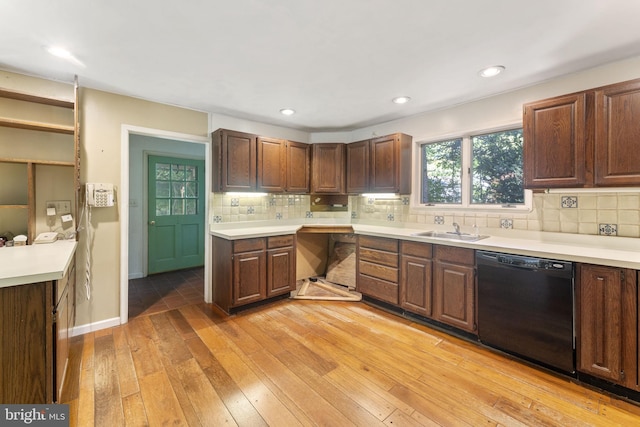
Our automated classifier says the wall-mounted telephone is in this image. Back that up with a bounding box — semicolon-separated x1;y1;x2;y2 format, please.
86;183;115;207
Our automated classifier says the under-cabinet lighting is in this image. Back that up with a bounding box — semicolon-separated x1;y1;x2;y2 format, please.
280;108;295;116
362;193;399;199
225;192;268;197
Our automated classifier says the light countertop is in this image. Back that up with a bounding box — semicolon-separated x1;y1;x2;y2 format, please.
211;221;640;269
0;240;77;288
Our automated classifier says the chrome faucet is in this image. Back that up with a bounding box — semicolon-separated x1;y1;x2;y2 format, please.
452;222;461;235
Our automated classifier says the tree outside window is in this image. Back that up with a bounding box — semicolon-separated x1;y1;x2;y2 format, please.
421;128;524;207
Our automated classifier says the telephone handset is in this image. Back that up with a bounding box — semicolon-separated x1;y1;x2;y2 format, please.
86;183;115;207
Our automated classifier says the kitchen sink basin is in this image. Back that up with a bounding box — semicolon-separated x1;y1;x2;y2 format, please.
410;230;489;242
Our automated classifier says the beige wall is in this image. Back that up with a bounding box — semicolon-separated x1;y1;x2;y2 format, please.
76;88;208;328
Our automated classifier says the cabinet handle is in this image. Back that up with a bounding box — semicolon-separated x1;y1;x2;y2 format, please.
596;276;604;281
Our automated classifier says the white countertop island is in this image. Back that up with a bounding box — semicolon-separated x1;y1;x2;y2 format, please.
0;240;77;288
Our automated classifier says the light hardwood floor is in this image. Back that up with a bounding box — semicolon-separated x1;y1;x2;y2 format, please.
63;299;640;426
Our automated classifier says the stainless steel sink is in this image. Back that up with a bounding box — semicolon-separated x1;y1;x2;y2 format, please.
410;230;489;242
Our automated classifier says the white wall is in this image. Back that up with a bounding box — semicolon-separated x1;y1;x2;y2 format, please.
128;134;206;279
349;56;640;143
210;112;310;142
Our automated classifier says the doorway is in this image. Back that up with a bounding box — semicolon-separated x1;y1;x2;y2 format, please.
121;127;210;325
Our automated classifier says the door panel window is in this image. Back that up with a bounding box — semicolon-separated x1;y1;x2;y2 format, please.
155;162;200;216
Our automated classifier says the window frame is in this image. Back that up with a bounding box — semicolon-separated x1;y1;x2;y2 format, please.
413;124;532;212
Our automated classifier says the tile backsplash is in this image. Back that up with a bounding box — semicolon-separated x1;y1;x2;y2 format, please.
351;192;640;238
210;193;349;223
210;191;640;238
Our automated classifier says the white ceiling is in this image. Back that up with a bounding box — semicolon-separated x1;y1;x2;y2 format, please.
3;0;640;132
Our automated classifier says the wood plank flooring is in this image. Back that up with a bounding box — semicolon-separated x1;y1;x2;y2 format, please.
62;299;640;426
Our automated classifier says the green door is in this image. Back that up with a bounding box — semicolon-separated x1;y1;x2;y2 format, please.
148;155;205;274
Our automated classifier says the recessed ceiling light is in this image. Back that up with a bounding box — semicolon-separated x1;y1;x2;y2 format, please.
280;108;295;116
392;96;411;104
44;45;86;68
46;46;73;59
479;65;505;78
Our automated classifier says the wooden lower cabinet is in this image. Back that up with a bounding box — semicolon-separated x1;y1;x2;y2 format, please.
400;241;433;317
267;236;296;297
577;263;639;390
357;235;399;304
213;235;296;313
433;246;476;333
233;244;267;306
0;258;75;403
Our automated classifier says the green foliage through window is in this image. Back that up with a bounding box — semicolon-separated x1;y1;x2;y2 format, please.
471;129;523;204
421;139;462;204
420;128;524;206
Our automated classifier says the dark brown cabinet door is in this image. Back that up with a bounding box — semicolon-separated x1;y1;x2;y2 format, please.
213;129;257;192
257;137;286;192
286;141;310;193
401;256;432;317
346;140;369;193
233;250;266;306
523;93;588;188
311;143;345;194
267;247;295;296
595;79;640;186
370;135;399;192
1;281;53;404
433;261;475;332
433;245;475;333
577;264;637;387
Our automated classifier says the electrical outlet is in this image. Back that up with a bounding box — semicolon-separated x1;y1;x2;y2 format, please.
46;200;72;215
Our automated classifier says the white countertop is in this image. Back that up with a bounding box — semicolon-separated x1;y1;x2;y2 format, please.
0;240;77;288
211;221;640;269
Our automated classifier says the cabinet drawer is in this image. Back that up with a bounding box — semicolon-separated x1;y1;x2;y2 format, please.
435;245;474;265
268;235;294;249
358;274;399;304
234;238;266;253
359;235;398;252
358;247;398;267
401;241;432;258
359;260;398;282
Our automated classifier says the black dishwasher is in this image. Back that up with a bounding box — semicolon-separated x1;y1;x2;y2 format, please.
477;251;575;374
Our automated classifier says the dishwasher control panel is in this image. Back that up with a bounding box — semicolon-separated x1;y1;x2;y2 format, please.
479;251;572;272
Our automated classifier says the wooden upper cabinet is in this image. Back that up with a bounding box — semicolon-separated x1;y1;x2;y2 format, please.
594;79;640;186
286;141;311;193
370;134;412;193
524;77;640;189
346;140;369;194
213;129;310;193
346;133;412;194
257;137;286;192
311;143;345;194
212;129;257;192
523;93;588;188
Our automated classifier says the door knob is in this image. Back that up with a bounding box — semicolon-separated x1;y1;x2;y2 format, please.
150;220;156;226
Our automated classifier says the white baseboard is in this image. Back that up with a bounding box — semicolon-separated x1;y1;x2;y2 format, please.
71;317;121;337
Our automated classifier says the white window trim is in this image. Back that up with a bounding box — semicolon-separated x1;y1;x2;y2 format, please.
411;124;532;213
